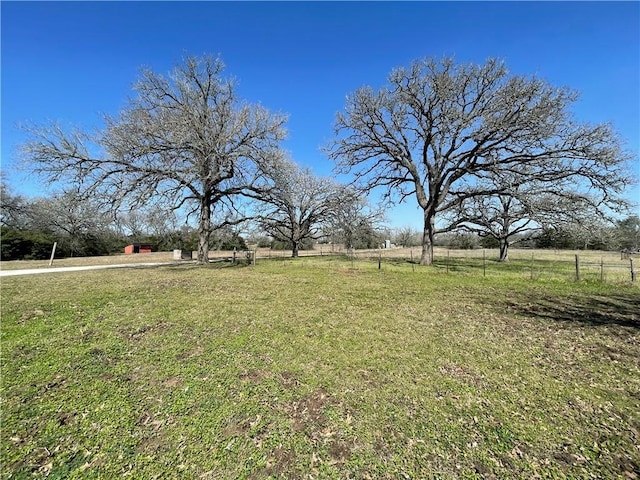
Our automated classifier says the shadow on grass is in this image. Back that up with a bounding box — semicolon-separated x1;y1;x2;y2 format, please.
504;293;639;330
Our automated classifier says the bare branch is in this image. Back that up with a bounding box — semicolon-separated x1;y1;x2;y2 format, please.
327;56;635;265
21;54;288;263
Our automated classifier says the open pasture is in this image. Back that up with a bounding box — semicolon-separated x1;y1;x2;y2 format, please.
1;256;639;479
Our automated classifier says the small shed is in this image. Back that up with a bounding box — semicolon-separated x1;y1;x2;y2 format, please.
124;243;153;254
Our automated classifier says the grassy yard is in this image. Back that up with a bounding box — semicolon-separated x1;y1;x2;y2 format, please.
1;256;638;479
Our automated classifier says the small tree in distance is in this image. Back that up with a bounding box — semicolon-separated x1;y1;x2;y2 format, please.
258;160;342;257
326;191;385;251
617;215;640;252
394;226;421;248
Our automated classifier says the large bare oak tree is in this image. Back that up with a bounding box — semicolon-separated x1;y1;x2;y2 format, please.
22;55;287;263
328;57;633;265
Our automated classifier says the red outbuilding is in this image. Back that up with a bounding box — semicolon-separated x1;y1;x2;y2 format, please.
124;243;153;254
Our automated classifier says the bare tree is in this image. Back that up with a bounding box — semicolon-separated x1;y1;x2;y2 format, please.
394;225;420;248
454;191;536;261
325;191;385;251
28;190;113;257
22;55;287;263
258;160;342;257
115;211;148;241
454;170;629;261
116;207;179;241
0;180;28;229
328;57;633;265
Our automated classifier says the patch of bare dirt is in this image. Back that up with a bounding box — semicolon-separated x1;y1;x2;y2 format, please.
222;421;250;437
176;345;204;360
56;412;76;426
264;445;297;478
37;375;67;393
118;321;173;341
285;388;332;433
473;460;497;479
239;369;272;383
328;440;352;464
279;371;301;388
162;376;182;388
136;435;166;454
19;309;46;324
336;268;358;275
221;414;268;440
9;445;54;476
439;362;485;387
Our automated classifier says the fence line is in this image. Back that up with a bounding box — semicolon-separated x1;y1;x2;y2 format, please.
200;247;637;284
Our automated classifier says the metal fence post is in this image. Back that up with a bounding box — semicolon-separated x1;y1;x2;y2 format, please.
600;257;604;282
483;249;486;277
530;252;534;281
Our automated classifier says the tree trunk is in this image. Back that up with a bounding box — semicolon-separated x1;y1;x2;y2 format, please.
197;198;211;264
419;213;435;266
498;238;509;262
292;241;299;258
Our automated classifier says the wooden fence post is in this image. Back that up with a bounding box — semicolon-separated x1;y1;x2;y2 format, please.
575;254;580;281
631;258;636;282
49;242;57;266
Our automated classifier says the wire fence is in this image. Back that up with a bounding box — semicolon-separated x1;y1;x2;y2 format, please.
4;246;634;284
241;246;638;284
359;248;637;284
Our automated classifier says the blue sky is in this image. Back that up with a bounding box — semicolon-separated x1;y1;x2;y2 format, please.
2;1;639;228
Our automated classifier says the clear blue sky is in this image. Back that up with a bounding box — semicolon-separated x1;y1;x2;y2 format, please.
2;1;639;228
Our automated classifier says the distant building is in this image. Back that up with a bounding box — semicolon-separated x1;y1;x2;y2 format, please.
124;243;153;254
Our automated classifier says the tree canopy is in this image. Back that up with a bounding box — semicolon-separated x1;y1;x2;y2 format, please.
22;55;288;263
328;57;633;265
258;160;343;257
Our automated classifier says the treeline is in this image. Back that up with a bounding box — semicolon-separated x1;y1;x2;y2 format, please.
0;188;250;261
3;180;638;262
392;218;640;252
0;185;384;261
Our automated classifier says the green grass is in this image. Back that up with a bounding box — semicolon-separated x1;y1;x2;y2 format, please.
1;257;639;479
